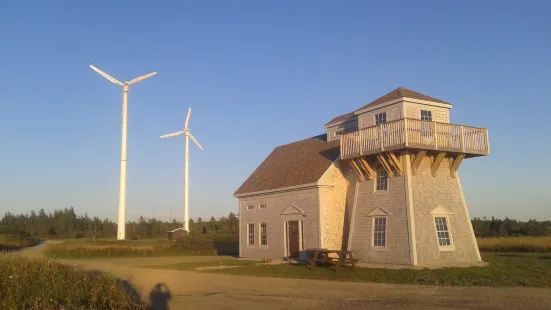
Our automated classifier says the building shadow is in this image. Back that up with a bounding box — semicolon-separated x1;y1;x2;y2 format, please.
149;282;172;310
213;240;239;257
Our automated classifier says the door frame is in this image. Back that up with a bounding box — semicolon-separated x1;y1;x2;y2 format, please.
284;220;303;257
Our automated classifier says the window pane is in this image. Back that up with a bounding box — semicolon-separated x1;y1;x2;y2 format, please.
376;168;388;191
373;217;386;247
260;223;268;246
248;223;255;245
434;217;452;246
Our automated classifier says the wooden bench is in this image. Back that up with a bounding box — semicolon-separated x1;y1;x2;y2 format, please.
305;248;356;268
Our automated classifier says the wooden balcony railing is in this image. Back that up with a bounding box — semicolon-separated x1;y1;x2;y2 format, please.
340;118;489;159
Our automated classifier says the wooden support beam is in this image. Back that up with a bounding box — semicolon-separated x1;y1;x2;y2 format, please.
411;150;427;175
349;160;366;181
376;154;395;177
431;152;446;177
450;153;465;178
358;158;375;180
388;152;404;176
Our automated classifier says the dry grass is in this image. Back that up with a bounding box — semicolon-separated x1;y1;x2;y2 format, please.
0;233;38;251
0;256;145;309
477;236;551;252
45;236;238;258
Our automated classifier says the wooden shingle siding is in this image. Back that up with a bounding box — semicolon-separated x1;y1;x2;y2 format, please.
318;162;349;250
357;103;402;129
238;188;320;259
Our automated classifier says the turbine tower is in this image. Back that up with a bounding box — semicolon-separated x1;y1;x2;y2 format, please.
90;64;157;240
161;107;204;232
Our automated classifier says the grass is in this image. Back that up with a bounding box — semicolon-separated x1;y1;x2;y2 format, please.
45;236;238;259
142;252;551;288
0;255;145;309
477;236;551;252
0;233;38;252
143;259;262;271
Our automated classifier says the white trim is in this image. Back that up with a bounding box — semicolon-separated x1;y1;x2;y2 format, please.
404;153;418;265
371;216;388;251
430;205;454;215
235;182;331;198
246;223;255;248
456;174;482;261
280;204;305;215
259;222;268;248
299;220;304;251
238;201;242;257
367;207;391;217
317;187;324;248
433;215;455;251
283;221;287;257
346;180;360;251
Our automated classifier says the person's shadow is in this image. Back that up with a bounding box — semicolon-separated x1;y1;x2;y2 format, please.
149;282;172;310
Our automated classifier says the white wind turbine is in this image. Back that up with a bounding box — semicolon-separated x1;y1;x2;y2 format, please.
90;64;157;240
161;107;204;232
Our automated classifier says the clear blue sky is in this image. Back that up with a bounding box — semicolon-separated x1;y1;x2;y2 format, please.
1;1;550;221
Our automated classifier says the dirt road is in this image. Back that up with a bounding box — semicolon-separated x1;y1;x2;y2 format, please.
19;242;551;310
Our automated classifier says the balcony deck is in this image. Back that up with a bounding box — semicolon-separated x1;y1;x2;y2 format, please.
340;118;489;160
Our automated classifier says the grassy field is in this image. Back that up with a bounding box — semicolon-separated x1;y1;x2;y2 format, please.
142;252;551;288
477;236;551;252
46;235;239;259
0;255;144;309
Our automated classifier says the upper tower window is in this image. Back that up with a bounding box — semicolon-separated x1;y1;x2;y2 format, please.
375;112;387;125
421;110;433;121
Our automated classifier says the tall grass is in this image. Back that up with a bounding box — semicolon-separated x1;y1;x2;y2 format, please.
477;236;551;252
46;236;239;258
0;256;145;309
0;233;38;251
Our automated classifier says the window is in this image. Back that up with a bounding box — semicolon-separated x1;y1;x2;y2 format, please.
373;217;387;247
375;112;387;125
260;223;267;246
376;168;388;191
421;110;432;121
259;204;266;209
434;217;452;246
247;223;255;246
246;205;254;210
334;129;344;136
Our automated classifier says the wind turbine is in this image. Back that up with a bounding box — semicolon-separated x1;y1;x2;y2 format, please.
90;64;157;240
161;107;204;233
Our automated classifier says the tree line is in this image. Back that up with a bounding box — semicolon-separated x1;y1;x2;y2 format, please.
1;208;550;239
0;207;239;239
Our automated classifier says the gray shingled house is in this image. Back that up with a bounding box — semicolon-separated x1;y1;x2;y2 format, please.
234;87;490;267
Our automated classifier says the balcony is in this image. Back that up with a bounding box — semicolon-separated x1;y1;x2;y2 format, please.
340;118;489;160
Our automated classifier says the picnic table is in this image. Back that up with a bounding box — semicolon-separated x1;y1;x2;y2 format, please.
305;248;356;268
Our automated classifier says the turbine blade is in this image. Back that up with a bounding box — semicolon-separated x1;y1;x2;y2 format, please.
160;130;185;138
89;65;123;86
127;72;157;85
188;132;204;150
184;107;192;130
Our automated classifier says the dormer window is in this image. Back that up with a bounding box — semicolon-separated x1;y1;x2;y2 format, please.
375;112;387;125
421;110;432;121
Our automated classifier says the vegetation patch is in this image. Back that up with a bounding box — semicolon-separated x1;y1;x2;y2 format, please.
46;236;238;259
141;259;262;271
477;236;551;252
156;253;551;288
0;256;145;309
0;233;38;252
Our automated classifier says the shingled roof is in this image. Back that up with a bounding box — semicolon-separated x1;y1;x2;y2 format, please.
234;134;340;196
354;87;448;112
325;87;448;126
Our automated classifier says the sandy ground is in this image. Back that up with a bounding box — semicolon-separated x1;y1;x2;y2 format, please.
18;242;551;310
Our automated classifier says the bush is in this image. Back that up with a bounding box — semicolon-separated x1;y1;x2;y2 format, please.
0;233;37;251
0;256;145;309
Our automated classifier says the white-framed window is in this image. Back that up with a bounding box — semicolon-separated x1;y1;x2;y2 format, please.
260;223;268;246
434;217;452;246
375;112;387;125
247;223;255;246
421;110;432;121
246;205;254;211
259;204;267;209
376;167;388;191
373;217;387;247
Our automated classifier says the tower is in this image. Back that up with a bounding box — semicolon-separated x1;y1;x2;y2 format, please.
327;87;489;266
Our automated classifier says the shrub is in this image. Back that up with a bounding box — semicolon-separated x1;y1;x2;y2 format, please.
0;256;145;309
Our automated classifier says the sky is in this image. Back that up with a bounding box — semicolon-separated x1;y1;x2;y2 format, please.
0;1;550;222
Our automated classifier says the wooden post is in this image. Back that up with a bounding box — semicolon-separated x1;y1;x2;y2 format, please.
460;126;465;153
433;122;438;149
404;118;409;147
378;125;384;152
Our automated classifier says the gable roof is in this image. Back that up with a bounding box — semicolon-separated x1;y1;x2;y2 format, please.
234;134;339;196
355;87;448;112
